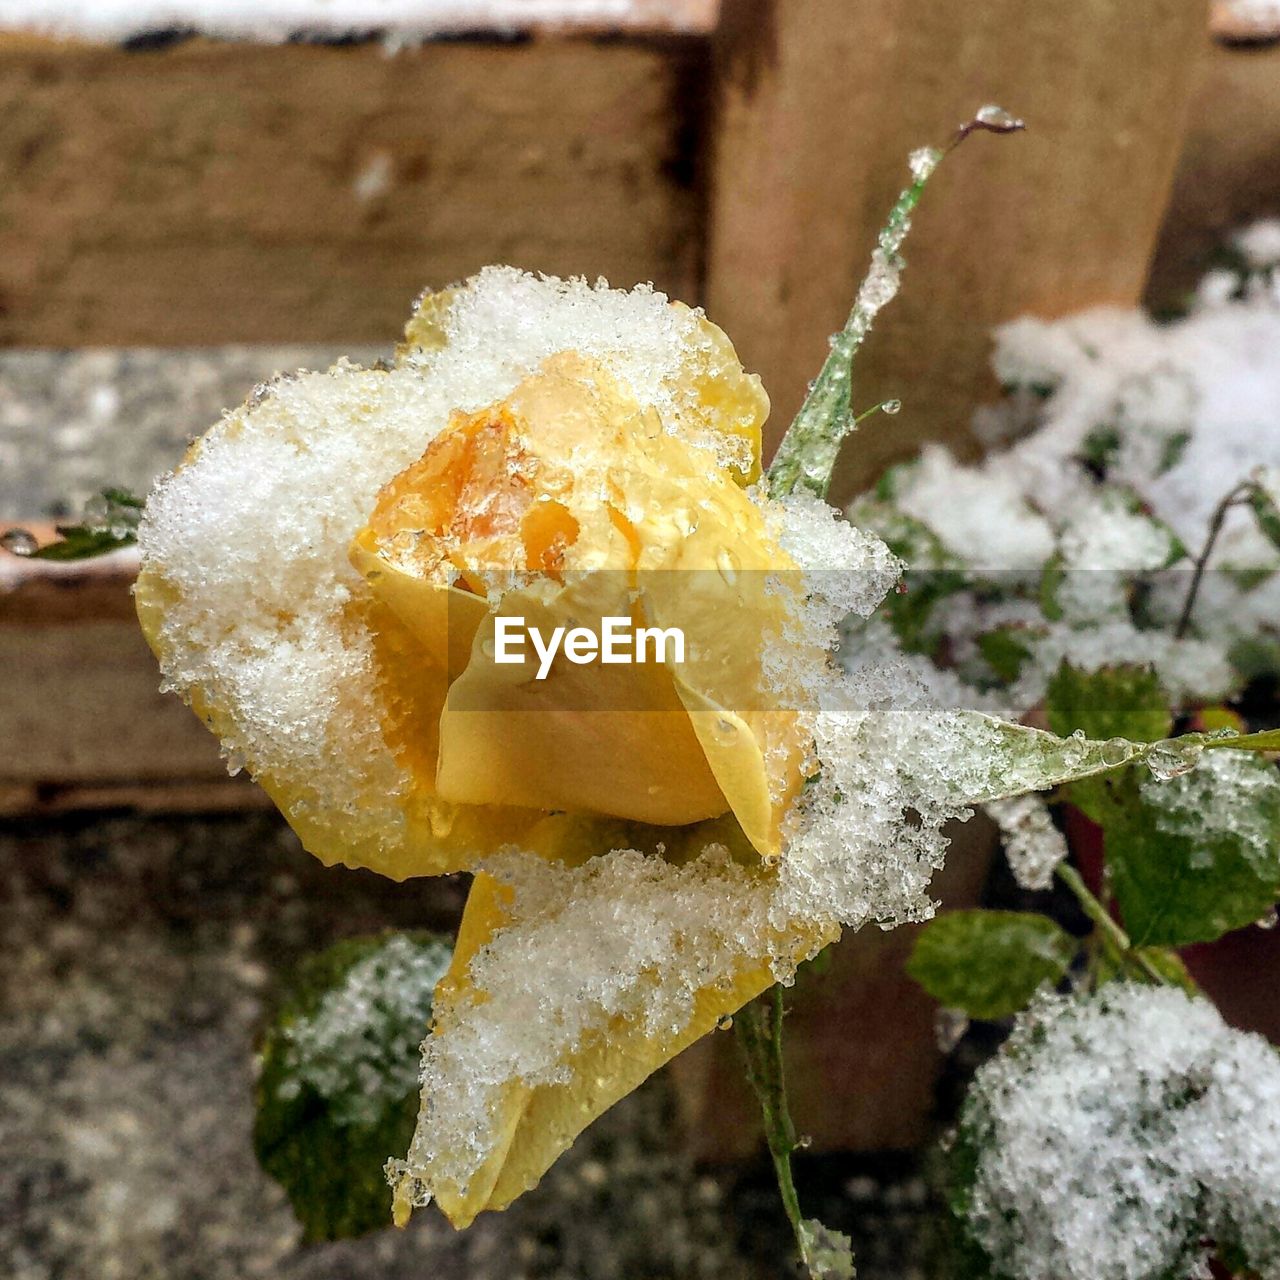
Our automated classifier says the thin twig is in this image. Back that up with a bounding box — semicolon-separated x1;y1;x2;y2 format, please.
1174;482;1253;639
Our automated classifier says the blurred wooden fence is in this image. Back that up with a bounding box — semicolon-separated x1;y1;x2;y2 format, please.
4;0;1279;817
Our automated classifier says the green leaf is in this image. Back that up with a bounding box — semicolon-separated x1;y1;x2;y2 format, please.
254;931;452;1241
907;910;1077;1020
1228;635;1280;683
8;488;146;562
1038;554;1066;621
1045;663;1173;744
1201;727;1280;753
975;626;1037;684
1157;429;1192;476
948;711;1149;804
1221;564;1276;592
884;568;969;657
1249;479;1280;550
1105;486;1188;566
31;526;137;560
1107;752;1280;947
1079;425;1121;474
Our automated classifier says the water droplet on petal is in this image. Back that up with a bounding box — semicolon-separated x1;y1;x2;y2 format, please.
712;717;739;746
673;508;698;537
716;548;740;585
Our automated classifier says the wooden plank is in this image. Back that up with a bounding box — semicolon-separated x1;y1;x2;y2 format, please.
0;529;255;812
704;0;1208;498
0;33;705;346
0;0;721;42
1147;39;1280;310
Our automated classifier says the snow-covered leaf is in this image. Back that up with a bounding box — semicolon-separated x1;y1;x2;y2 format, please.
254;932;451;1241
1107;751;1280;947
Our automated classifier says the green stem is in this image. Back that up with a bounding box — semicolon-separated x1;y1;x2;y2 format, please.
1056;863;1167;985
735;987;818;1274
765;106;1024;501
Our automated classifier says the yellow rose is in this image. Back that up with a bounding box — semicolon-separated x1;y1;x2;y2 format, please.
134;269;830;1227
349;348;810;859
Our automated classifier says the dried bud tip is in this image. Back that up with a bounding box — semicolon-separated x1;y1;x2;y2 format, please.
949;104;1027;151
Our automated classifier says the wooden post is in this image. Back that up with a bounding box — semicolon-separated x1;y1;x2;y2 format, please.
1147;37;1280;310
705;0;1209;499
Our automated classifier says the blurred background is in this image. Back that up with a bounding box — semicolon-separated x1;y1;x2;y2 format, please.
1;2;1278;1277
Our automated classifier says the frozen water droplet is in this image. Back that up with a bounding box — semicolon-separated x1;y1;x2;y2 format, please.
909;146;941;181
712;717;739;745
1145;742;1202;782
716;548;740;585
1;528;38;556
673;508;698;537
935;1007;969;1053
975;104;1025;132
716;1014;734;1031
1257;907;1278;931
881;399;902;416
1102;737;1133;768
427;801;457;838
